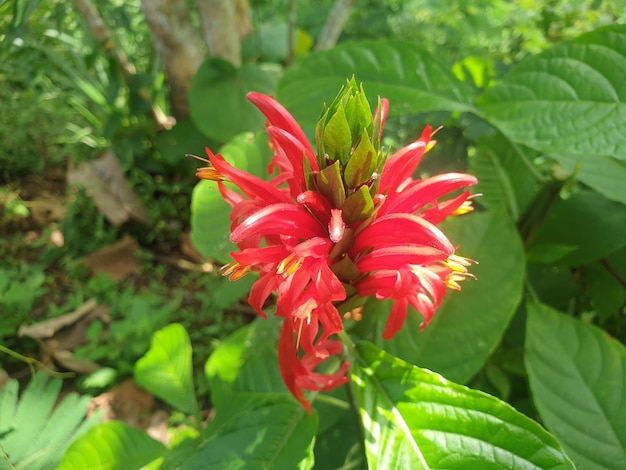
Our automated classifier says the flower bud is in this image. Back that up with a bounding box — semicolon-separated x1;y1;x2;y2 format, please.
315;77;382;191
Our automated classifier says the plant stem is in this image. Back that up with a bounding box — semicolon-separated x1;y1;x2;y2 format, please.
314;393;351;410
0;345;74;379
337;330;368;466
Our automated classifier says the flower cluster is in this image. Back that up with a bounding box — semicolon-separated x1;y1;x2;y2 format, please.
194;79;477;412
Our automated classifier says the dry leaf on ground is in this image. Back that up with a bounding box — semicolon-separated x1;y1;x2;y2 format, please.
81;235;141;282
67;150;148;225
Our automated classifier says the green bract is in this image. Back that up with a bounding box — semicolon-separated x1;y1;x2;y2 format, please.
313;78;385;220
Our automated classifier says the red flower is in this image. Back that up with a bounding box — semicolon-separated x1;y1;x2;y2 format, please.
194;84;477;412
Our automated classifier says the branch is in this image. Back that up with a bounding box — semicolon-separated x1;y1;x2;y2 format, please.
196;0;251;67
315;0;357;50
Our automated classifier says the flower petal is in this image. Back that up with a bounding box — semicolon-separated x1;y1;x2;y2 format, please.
356;245;450;273
207;149;290;205
247;92;314;155
379;126;432;192
351;213;455;256
380;173;478;216
231;203;325;243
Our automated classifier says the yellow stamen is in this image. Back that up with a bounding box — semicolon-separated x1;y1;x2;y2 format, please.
451;200;475;216
296;317;305;350
441;254;476;289
219;261;250;280
276;252;303;278
187;154;224;181
196;166;224;181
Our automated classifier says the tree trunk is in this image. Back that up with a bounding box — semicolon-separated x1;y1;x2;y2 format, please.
140;0;204;119
195;0;251;67
316;0;357;50
71;0;173;129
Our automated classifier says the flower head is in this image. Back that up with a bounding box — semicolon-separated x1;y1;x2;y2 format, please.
194;80;477;412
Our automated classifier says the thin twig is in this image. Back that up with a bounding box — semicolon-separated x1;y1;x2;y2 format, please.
600;259;626;289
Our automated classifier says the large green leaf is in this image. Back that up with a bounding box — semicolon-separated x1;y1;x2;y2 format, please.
189;132;272;263
526;189;626;266
525;302;626;469
312;387;363;470
179;317;316;469
550;153;626;205
189;179;233;263
585;247;626;323
59;421;166;470
469;133;541;221
134;323;198;415
352;341;575;469
181;394;316;470
477;25;626;159
190;60;278;142
361;205;525;383
277;40;475;135
0;373;98;470
205;316;286;408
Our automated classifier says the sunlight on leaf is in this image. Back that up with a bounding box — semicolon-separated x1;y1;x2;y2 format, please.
134;323;198;416
352;341;575;469
58;421;166;470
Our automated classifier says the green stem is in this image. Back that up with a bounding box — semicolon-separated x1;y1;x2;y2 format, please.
509;139;546;183
314;393;351;410
0;344;74;379
337;330;368;466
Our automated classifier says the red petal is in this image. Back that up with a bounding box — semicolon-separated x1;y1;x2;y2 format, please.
382;298;409;339
297;190;333;224
328;209;345;243
421;190;474;225
379;126;432;192
207;149;290;205
247;92;314;155
351;213;454;256
230;203;325;242
278;320;312;413
380;173;478;216
356;245;449;273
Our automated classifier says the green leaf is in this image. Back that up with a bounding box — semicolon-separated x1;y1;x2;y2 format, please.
0;373;98;470
477;25;626;159
585;248;626;323
190;179;234;263
322;104;352;163
525;302;626;469
190;133;272;263
277;40;475;135
312;388;362;469
190;60;278;142
187;317;316;469
181;394;316;470
344;131;376;189
59;421;166;470
526;189;626;266
205;316;286;408
352;341;575;469
550;153;626;205
134;323;198;415
340;184;374;224
469;134;540;221
361;205;525;383
154;119;208;168
316;161;346;208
